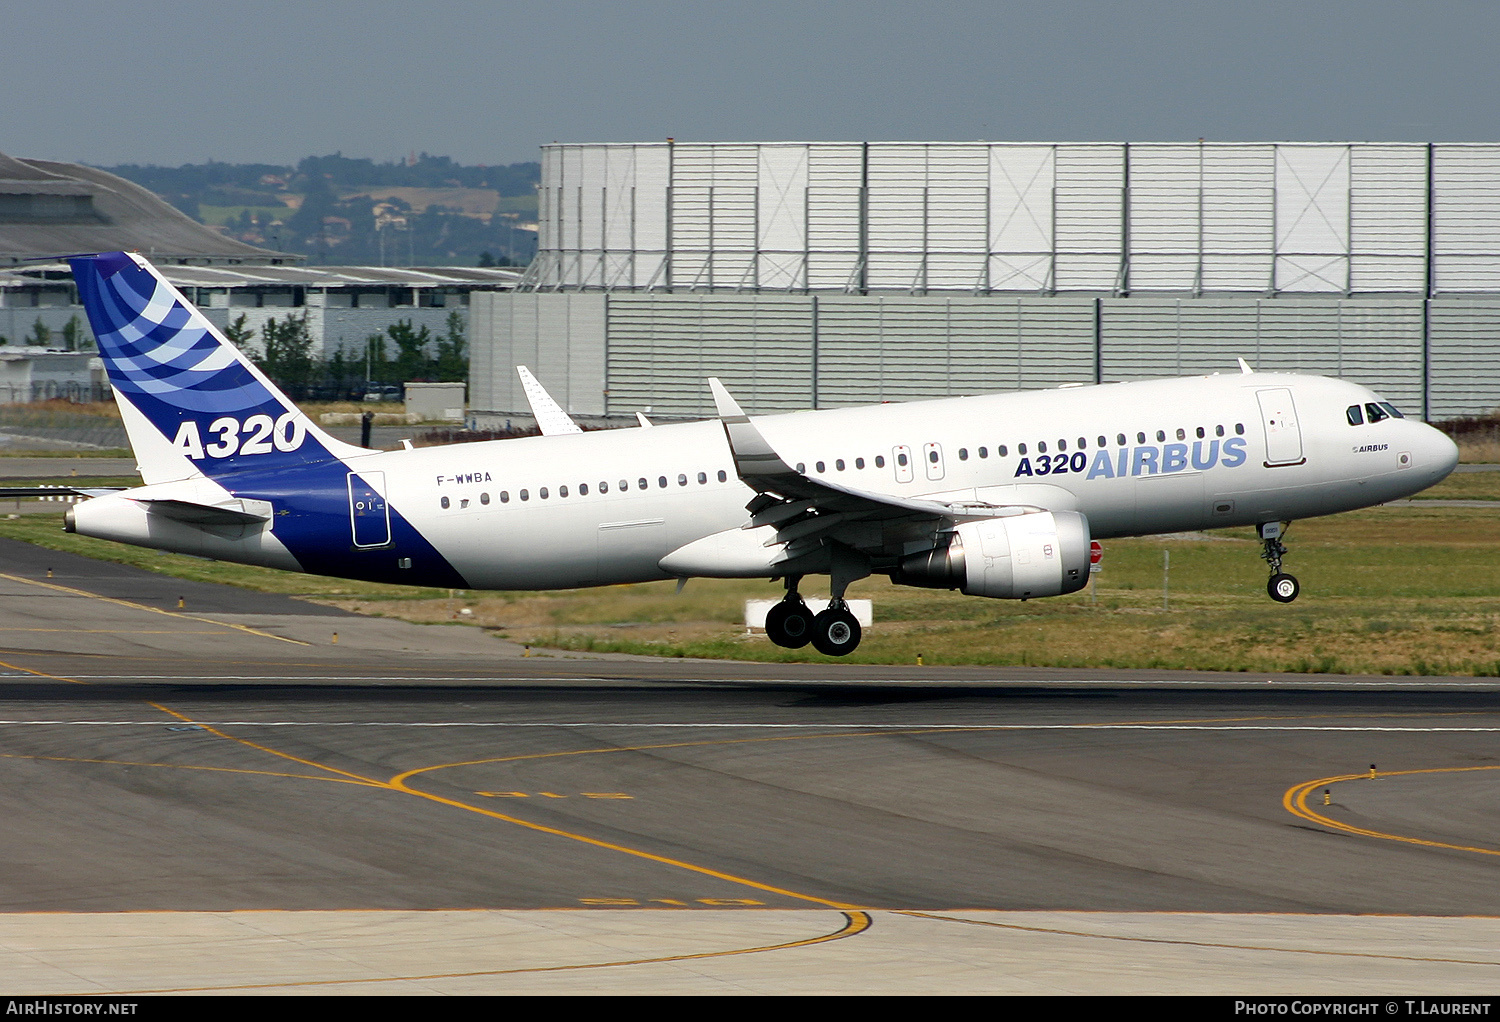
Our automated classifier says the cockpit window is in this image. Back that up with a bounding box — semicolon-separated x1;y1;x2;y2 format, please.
1347;404;1364;426
1379;402;1405;419
1365;402;1389;424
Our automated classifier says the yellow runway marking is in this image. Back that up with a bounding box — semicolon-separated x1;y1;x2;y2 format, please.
0;571;308;645
1284;766;1500;857
105;909;872;994
138;699;865;911
900;911;1500;968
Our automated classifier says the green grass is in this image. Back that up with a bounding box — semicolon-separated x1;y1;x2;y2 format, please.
3;494;1499;675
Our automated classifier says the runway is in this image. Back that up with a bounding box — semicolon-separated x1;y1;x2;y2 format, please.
1;538;1498;993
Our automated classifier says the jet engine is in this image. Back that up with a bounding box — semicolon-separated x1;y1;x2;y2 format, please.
890;510;1091;599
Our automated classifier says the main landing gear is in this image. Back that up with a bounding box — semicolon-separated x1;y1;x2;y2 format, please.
764;574;864;656
1259;521;1300;603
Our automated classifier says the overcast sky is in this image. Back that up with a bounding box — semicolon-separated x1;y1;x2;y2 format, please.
5;1;1498;168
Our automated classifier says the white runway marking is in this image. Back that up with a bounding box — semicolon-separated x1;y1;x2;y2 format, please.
0;720;1497;731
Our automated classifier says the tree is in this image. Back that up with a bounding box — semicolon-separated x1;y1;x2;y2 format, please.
224;314;254;347
27;318;52;347
385;320;433;383
477;251;496;267
254;313;316;397
60;315;87;352
435;312;467;382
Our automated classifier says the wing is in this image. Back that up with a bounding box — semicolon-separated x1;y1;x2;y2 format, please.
707;378;1039;565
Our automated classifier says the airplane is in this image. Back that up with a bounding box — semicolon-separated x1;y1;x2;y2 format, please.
49;251;1459;657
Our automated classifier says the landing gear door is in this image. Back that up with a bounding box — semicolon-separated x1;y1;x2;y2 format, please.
1256;388;1305;466
348;471;391;548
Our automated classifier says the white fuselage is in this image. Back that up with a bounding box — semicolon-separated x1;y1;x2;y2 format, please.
72;372;1459;590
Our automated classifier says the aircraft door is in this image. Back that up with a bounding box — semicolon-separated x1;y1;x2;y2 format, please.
1256;388;1305;466
892;445;914;483
348;471;391;548
923;443;945;481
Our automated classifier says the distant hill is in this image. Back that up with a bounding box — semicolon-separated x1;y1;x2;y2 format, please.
99;153;540;267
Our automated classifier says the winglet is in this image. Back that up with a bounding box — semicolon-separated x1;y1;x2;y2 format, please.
517;366;583;436
707;377;746;419
708;377;796;486
635;411;654;428
1237;358;1254;375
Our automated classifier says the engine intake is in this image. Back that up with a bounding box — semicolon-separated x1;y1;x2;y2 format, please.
891;511;1091;599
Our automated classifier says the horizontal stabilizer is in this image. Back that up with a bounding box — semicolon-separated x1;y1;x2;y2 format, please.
129;496;272;526
0;486;122;499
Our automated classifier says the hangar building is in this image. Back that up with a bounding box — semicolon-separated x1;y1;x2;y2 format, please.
471;141;1500;424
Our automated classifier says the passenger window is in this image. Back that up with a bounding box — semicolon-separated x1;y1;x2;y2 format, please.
540;487;549;499
460;498;469;509
1195;426;1205;439
958;449;968;461
1137;432;1146;444
500;491;510;503
928;450;939;463
1216;425;1225;437
580;484;589;496
520;489;529;501
835;459;845;471
796;462;806;473
678;474;687;486
480;492;490;505
440;496;450;509
559;485;568;498
1117;434;1125;445
1038;441;1048;454
1365;402;1389;423
698;472;707;484
599;481;608;493
856;458;866;469
638;478;647;490
1057;440;1066;452
897;453;908;466
998;445;1008;456
717;470;728;482
1176;428;1186;440
1235;423;1245;435
816;461;826;472
875;456;885;468
658;476;668;488
1347;405;1364;426
1380;402;1405;419
978;447;988;459
1017;444;1026;455
1156;430;1166;442
1078;438;1087;449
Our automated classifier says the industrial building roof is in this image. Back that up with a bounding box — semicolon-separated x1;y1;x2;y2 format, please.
0;261;521;291
0;152;295;266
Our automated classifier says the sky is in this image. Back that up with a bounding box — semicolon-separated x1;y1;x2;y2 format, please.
5;1;1499;168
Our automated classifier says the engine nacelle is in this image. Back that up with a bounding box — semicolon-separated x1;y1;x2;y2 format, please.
890;511;1091;599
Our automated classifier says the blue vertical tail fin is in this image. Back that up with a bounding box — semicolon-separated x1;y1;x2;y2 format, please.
69;252;365;484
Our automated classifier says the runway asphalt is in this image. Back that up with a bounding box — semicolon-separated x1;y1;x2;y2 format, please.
0;536;1497;993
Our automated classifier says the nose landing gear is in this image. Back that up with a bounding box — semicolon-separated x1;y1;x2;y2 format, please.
1259;521;1300;603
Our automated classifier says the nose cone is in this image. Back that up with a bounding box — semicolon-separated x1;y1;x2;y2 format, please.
1417;422;1460;484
